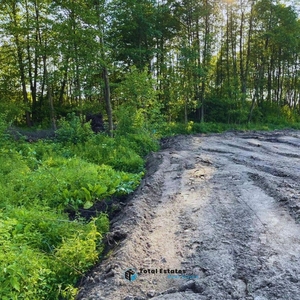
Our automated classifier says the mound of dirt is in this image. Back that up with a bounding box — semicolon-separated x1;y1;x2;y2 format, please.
77;130;300;300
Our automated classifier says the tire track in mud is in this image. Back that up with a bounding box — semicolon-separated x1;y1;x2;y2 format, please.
77;130;300;300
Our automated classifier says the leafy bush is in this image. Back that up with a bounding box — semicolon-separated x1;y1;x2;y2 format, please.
0;208;109;300
71;132;158;173
5;156;142;210
0;101;27;124
192;122;229;133
160;121;231;136
113;67;164;135
71;134;143;173
0;115;13;147
55;113;94;145
105;144;145;173
120;133;159;157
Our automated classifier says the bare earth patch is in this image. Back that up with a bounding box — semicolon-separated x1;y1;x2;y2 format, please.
77;130;300;300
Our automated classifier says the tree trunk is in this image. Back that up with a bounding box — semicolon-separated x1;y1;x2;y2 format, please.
103;67;113;136
43;57;56;130
12;3;31;126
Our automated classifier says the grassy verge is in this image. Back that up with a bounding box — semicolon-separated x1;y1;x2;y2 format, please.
160;121;300;136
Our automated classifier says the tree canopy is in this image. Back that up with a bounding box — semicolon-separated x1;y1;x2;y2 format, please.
0;0;299;127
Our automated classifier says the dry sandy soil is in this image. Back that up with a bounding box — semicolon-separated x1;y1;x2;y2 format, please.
77;130;300;300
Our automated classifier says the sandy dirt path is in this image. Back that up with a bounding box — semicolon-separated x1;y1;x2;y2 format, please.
77;130;300;300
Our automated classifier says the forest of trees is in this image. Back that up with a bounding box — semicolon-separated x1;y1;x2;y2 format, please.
0;0;299;130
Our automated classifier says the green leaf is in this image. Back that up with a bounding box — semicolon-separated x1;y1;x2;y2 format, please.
62;189;70;198
94;185;107;197
81;187;92;201
83;201;93;209
10;277;20;292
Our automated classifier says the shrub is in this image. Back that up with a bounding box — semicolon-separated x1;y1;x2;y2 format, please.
0;208;109;300
72;133;156;173
0;115;13;147
122;133;159;157
55;113;94;145
6;156;142;210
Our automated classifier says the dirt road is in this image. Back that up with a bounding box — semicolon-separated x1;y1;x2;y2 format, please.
77;130;300;300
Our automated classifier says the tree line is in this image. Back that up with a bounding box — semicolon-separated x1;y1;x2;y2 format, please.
0;0;299;131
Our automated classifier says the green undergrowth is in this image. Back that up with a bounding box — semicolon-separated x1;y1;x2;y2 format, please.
161;121;300;136
0;114;158;299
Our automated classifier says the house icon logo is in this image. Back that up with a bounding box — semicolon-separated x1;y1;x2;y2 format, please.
124;268;138;282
